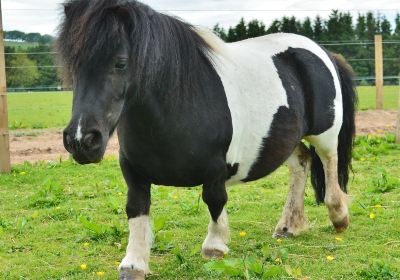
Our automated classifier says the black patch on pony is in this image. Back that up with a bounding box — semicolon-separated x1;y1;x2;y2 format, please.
243;48;336;182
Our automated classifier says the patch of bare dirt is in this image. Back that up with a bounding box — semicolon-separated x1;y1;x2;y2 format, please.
9;110;398;164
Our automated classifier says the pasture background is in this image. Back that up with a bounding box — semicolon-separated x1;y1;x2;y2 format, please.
6;85;400;130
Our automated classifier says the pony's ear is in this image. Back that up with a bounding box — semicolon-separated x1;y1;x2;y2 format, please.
63;2;72;18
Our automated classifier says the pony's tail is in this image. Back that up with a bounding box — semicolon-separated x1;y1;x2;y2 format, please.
310;54;358;204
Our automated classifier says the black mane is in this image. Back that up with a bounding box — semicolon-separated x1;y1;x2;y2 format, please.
57;0;214;98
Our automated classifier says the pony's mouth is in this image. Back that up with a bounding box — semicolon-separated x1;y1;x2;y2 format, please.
71;149;105;165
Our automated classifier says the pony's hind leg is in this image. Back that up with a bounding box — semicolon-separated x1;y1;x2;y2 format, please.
307;134;350;232
320;151;350;232
201;162;229;259
274;143;310;238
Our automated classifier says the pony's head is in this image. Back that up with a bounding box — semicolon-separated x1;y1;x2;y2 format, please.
58;0;213;164
58;0;143;164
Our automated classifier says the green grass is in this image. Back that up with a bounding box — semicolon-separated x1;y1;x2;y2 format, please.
6;86;399;130
7;92;72;130
357;86;399;111
0;135;399;279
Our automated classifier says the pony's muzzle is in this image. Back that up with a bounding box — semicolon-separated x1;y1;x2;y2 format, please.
63;127;105;164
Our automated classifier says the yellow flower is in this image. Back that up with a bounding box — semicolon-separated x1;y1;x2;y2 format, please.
239;231;247;237
374;204;382;209
19;172;26;176
96;271;105;277
31;211;39;219
335;237;343;241
369;213;376;219
83;242;90;248
114;261;121;267
118;192;123;196
360;157;366;161
276;239;283;243
275;257;281;263
80;263;88;270
326;255;335;261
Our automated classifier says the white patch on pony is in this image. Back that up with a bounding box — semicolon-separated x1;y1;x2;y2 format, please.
197;31;343;184
202;209;229;254
75;117;83;142
119;215;153;274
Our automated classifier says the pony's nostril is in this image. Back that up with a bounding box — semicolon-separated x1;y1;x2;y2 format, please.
65;134;72;146
83;131;102;150
83;133;95;147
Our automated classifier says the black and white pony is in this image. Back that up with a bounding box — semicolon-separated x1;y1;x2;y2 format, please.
58;0;356;279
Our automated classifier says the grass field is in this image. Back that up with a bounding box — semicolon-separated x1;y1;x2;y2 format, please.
6;86;399;130
0;134;399;279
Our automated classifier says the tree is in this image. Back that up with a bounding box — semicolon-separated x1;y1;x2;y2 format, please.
6;51;39;88
313;16;325;41
355;14;367;40
266;20;281;34
213;24;227;41
247;20;266;38
234;18;248;41
300;17;314;38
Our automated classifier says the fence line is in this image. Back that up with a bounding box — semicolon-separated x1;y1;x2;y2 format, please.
6;76;399;92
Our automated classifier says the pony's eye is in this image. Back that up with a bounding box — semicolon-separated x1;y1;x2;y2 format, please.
115;59;128;70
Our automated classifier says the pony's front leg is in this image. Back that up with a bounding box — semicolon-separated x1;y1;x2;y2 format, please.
201;173;229;259
119;157;152;280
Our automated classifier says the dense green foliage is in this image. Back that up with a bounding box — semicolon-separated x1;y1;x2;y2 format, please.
214;12;400;84
0;135;399;279
4;44;61;91
4;30;54;45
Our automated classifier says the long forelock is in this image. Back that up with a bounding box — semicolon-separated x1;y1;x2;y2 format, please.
57;0;128;78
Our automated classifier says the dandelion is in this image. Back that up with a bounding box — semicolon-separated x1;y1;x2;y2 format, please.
369;213;376;219
80;263;88;270
239;231;247;237
326;255;335;261
374;204;382;209
19;172;26;176
31;211;39;219
118;192;123;196
335;237;343;241
360;157;366;161
276;239;283;243
172;195;178;200
114;261;121;267
275;257;281;263
83;242;90;248
96;271;105;277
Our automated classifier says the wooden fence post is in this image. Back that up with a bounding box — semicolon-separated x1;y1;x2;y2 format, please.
0;0;11;173
375;34;384;110
396;74;400;144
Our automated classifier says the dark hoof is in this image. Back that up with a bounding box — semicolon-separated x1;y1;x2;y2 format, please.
118;269;145;280
202;248;225;259
333;216;349;233
273;227;294;238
